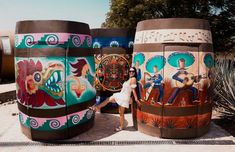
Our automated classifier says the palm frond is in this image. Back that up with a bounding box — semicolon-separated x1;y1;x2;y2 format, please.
213;58;235;121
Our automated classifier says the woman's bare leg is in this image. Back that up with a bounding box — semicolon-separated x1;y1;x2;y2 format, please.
118;106;126;130
95;96;116;111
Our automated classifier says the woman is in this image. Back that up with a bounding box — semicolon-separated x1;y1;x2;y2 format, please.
90;67;141;131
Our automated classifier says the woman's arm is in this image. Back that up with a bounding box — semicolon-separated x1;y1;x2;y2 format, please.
130;78;141;105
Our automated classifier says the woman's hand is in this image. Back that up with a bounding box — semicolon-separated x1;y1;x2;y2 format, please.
135;99;142;109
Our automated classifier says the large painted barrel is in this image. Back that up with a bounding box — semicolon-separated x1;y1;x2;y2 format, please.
133;18;214;138
15;20;96;140
91;28;135;113
0;31;15;80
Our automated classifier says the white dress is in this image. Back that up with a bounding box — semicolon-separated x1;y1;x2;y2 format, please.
112;79;137;108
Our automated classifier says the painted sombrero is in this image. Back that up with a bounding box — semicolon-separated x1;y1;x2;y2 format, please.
146;55;166;73
133;53;145;66
203;53;214;68
168;52;195;68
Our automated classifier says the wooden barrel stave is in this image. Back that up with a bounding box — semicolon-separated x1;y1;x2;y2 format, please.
91;28;135;114
15;20;96;140
133;18;214;138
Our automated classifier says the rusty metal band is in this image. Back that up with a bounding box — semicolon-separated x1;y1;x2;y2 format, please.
136;101;212;116
136;18;210;31
15;20;90;35
137;122;210;138
20;118;94;140
91;28;135;37
17;97;95;118
15;48;95;57
134;43;213;52
94;47;133;55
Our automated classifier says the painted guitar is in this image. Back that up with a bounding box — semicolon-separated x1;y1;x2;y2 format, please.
175;73;206;88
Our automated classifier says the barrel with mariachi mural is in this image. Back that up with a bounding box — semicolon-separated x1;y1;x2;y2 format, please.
91;28;135;113
15;20;96;140
133;18;214;138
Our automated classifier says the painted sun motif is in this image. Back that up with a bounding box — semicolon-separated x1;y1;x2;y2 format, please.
97;54;129;91
110;41;119;47
93;41;101;48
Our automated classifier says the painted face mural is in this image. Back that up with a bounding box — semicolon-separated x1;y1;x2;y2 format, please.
16;59;65;107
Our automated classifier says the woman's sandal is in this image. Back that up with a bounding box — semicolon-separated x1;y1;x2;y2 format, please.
88;106;98;112
115;126;124;132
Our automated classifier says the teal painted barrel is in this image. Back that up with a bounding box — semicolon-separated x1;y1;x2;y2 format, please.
15;20;96;140
91;28;135;113
133;18;214;138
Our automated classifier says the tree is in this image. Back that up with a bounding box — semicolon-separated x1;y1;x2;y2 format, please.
102;0;235;52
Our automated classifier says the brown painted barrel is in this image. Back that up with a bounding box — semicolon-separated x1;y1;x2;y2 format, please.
15;20;96;140
91;28;135;113
0;31;15;81
133;18;214;138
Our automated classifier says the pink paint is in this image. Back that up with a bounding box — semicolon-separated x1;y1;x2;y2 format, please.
15;33;92;45
19;111;28;124
19;109;90;128
67;109;88;120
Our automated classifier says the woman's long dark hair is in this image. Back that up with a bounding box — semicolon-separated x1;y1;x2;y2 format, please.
129;66;140;99
129;67;137;80
129;66;140;129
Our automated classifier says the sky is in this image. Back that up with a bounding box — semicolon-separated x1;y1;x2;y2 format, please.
0;0;110;30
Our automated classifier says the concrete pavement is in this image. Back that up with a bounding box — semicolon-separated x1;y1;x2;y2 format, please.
0;102;234;152
0;83;235;152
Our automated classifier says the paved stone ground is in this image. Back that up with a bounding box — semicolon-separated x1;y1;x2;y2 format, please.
0;102;235;152
0;83;235;151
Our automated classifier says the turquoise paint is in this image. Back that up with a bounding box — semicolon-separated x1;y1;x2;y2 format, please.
168;52;195;68
204;54;214;68
133;53;145;66
146;55;166;73
66;56;96;106
16;35;91;49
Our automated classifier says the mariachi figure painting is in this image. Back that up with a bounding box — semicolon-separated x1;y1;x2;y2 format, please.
164;51;200;106
132;18;214;138
133;50;214;137
133;51;214;106
133;53;165;105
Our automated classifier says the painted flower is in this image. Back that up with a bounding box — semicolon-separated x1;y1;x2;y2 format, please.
25;75;38;94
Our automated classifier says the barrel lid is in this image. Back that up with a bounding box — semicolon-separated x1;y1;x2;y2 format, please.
91;28;135;37
15;20;90;34
136;18;211;31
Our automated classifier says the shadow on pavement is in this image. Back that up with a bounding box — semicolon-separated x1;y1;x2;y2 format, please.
67;113;135;141
195;122;233;140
